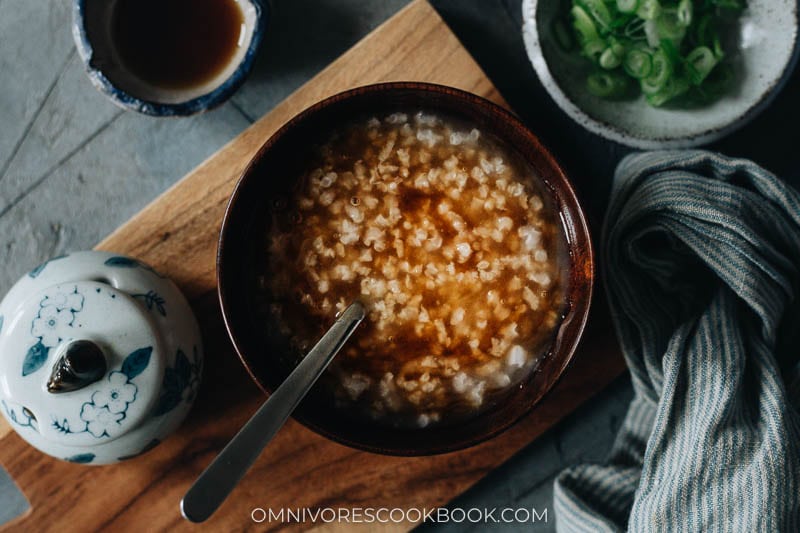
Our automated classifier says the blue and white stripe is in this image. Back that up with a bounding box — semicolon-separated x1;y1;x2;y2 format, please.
555;151;800;532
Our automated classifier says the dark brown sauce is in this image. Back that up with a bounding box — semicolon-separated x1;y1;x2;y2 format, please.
111;0;244;90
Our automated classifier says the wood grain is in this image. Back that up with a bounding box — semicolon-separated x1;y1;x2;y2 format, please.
0;1;625;531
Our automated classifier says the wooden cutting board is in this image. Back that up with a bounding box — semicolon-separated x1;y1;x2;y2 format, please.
0;1;625;531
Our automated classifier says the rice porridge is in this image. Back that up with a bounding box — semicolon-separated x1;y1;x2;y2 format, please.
260;111;566;428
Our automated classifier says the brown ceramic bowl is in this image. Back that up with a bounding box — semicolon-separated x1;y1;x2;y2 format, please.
217;82;593;455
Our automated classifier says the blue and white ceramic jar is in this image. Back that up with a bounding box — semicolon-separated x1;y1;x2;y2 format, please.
0;251;203;464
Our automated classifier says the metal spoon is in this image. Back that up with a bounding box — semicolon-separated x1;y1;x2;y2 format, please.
180;301;366;523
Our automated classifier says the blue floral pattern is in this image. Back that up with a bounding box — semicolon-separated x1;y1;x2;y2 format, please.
92;371;137;413
2;400;38;432
65;453;96;464
132;290;167;316
22;286;84;376
32;306;73;347
79;402;124;438
154;346;201;416
28;254;69;278
51;347;151;439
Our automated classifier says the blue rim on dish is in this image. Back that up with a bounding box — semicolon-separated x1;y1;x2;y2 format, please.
72;0;269;117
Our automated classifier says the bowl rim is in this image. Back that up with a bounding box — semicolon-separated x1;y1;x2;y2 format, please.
521;0;800;149
71;0;269;117
217;81;595;455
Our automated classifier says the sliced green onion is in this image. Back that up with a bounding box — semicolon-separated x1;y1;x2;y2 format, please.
623;17;646;38
677;0;693;27
567;0;741;106
600;47;622;69
623;47;653;78
616;0;640;15
644;19;660;48
609;39;627;56
636;0;661;20
686;46;718;84
695;13;725;58
609;14;634;31
583;39;608;61
655;8;687;45
659;39;682;66
587;71;630;98
641;49;672;94
577;0;613;31
572;5;601;43
645;75;690;106
599;40;626;69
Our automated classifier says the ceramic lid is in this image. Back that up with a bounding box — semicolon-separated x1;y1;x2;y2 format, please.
0;280;165;447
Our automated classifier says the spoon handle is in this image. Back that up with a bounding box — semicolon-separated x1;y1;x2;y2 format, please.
181;301;366;523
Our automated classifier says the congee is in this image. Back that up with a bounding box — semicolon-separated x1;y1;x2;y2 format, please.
260;111;567;428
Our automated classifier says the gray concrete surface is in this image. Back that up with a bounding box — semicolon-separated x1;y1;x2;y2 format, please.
1;0;796;530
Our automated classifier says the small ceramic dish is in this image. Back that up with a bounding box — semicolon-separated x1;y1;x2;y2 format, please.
522;0;800;148
72;0;269;116
0;251;203;464
217;82;594;455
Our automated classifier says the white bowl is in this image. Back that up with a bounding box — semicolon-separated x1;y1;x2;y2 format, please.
522;0;800;148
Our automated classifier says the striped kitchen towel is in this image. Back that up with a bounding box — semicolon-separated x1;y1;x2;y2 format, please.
554;151;800;532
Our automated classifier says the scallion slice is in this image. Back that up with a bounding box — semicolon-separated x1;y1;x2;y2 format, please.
636;0;661;21
645;75;690;106
655;8;687;45
572;5;601;43
623;17;646;38
659;39;682;66
623;47;653;78
587;71;629;98
577;0;614;31
616;0;640;15
644;19;660;48
686;46;718;84
600;47;622;69
583;40;607;62
640;49;672;94
677;0;693;27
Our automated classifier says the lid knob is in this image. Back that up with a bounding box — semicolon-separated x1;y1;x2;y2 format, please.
46;340;107;394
